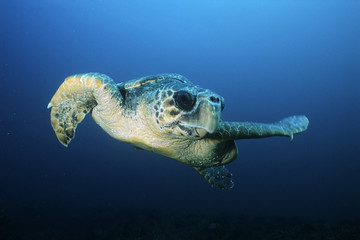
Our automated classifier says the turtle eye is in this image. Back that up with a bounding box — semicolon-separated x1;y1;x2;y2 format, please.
173;90;196;111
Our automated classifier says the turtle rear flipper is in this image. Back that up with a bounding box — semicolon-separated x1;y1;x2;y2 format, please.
48;73;123;147
195;166;234;189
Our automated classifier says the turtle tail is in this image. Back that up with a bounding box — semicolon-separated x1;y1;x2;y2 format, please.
47;73;122;147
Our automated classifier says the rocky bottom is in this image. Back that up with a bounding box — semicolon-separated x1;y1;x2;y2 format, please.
0;208;359;240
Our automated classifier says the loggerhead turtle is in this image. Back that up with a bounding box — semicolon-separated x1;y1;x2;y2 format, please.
48;73;309;189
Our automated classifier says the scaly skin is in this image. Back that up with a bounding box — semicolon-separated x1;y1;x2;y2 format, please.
211;116;309;141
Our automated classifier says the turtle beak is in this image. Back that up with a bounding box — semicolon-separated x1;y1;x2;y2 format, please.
181;94;222;137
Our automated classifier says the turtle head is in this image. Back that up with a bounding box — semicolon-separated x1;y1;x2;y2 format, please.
150;80;224;139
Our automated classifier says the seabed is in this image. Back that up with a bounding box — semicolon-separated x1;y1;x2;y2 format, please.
0;208;359;240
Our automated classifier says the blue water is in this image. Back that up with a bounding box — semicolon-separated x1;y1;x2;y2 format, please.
1;0;359;238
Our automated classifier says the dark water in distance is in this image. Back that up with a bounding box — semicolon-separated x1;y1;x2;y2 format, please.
1;0;359;238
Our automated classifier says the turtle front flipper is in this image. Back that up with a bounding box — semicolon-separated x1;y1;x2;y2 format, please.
212;115;309;141
47;73;123;147
195;166;234;189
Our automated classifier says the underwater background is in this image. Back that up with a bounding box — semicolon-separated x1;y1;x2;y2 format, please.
1;0;359;239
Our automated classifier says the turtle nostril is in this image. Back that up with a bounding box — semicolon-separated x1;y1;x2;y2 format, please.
210;96;219;103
